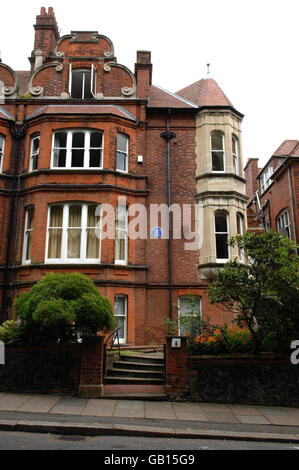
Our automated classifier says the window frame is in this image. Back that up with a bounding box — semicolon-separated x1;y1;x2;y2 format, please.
178;295;202;336
260;165;273;194
236;212;244;262
23;207;34;264
115;205;128;265
51;129;104;170
277;209;291;239
232;135;239;175
114;295;128;344
211;131;225;173
0;134;5;173
215;211;230;262
116;133;129;173
45;202;102;264
29;134;40;172
69;64;97;100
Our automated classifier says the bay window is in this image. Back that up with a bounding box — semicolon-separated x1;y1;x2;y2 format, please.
46;203;101;263
232;135;239;175
52;130;103;169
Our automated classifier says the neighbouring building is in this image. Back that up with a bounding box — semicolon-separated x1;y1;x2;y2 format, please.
245;140;299;245
0;7;248;345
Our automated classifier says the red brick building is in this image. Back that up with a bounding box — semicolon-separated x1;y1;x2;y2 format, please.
0;8;247;344
245;140;299;245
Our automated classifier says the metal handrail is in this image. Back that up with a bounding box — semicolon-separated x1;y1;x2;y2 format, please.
103;327;121;376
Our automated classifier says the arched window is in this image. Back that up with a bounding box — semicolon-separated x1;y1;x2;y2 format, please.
215;211;229;261
211;131;225;172
232;135;239;175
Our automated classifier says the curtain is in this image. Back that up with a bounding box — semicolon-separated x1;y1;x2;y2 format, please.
67;205;82;258
86;205;100;259
48;206;63;258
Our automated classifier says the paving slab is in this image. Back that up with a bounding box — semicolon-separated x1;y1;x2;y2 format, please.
237;415;272;425
81;399;117;417
229;405;263;416
203;411;241;424
199;403;232;412
144;401;176;420
259;414;299;426
18;395;60;413
171;403;208;422
49;397;88;415
0;394;31;411
113;400;145;418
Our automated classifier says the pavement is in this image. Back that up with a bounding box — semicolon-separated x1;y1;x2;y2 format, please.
1;392;299;443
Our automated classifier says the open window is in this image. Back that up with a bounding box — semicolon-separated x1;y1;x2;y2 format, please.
69;64;97;99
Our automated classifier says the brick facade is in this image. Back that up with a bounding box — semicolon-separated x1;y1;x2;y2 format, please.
0;8;247;345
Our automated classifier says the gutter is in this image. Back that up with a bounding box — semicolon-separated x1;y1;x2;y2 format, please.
288;167;298;250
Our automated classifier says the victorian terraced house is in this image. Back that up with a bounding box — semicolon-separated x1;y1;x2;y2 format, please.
0;7;248;345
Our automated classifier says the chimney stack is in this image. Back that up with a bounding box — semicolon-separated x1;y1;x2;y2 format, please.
30;7;60;70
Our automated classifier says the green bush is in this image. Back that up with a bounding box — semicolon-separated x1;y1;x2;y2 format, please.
13;272;116;345
0;320;22;344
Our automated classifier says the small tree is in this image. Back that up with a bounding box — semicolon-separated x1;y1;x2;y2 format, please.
208;231;299;353
14;272;116;345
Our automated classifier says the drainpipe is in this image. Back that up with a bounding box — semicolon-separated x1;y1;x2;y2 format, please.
160;110;176;321
1;121;26;324
288;167;298;250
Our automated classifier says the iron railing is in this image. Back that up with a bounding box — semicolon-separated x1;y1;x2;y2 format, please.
103;327;121;376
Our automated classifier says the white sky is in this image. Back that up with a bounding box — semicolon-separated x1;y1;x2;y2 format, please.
0;0;298;167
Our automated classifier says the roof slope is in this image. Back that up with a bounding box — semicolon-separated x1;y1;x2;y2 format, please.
273;140;299;157
148;85;197;108
176;78;233;107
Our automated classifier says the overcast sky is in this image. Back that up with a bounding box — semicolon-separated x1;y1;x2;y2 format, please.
1;0;298;167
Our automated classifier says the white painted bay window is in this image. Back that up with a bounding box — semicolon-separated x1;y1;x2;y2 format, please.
211;131;225;172
215;211;229;261
46;203;101;263
52;130;103;169
115;205;128;264
29;134;40;171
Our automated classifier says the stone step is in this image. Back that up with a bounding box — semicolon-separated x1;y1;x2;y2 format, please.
104;376;165;385
113;360;164;371
119;354;164;365
106;368;164;379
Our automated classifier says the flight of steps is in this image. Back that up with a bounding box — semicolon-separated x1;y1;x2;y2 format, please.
104;352;165;386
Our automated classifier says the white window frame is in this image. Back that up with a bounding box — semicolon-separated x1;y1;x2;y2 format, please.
45;203;102;264
116;133;129;173
236;212;244;262
51;130;104;169
260;165;273;194
69;65;97;99
178;295;202;336
215;211;230;262
232;135;239;175
23;207;34;264
0;134;5;173
29;134;40;172
211;131;225;173
277;209;291;239
115;205;128;265
114;295;128;344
